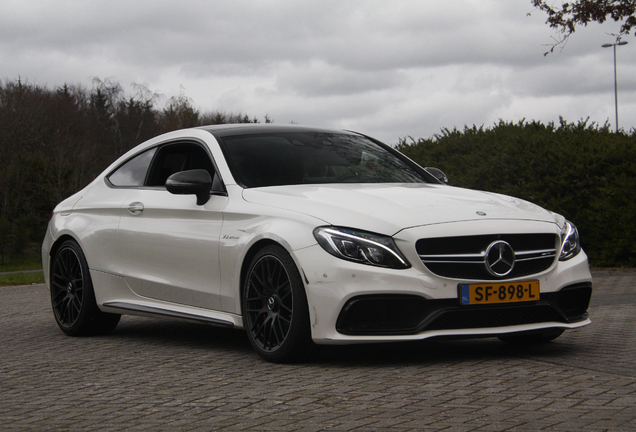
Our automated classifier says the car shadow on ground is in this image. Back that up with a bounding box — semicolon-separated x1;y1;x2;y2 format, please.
112;316;252;349
110;315;585;366
309;337;585;366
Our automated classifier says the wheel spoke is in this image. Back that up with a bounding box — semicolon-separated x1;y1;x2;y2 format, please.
245;293;265;302
62;252;74;278
250;314;267;335
278;283;291;300
71;296;82;314
270;260;281;287
51;269;65;287
262;320;271;349
266;317;278;349
278;303;292;315
269;318;281;348
277;313;291;325
274;316;286;342
56;262;69;282
65;304;75;324
60;298;71;324
52;292;67;308
246;281;267;299
251;271;267;292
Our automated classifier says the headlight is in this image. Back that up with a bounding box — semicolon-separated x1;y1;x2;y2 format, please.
559;220;582;261
313;227;411;269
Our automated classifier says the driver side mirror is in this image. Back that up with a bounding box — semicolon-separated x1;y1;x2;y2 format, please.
166;169;212;205
424;167;448;184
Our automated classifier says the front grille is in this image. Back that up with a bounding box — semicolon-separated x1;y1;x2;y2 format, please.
417;233;559;280
336;282;592;335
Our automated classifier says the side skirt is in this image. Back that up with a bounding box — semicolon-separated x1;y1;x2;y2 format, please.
103;301;236;328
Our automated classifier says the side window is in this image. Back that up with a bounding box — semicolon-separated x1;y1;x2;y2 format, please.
146;142;217;187
107;147;157;187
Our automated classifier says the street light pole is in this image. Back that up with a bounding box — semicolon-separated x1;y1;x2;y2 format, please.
602;40;628;133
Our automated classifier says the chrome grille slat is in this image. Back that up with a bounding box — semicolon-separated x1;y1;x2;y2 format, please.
420;259;484;264
420;248;557;263
516;253;556;262
419;253;484;259
515;248;556;256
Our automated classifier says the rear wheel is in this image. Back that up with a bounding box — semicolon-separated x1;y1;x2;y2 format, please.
498;328;564;345
50;240;120;336
243;245;312;363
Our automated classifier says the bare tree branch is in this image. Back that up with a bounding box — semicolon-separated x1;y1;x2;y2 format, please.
531;0;636;54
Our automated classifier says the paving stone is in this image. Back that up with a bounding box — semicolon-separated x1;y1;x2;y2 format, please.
1;269;635;431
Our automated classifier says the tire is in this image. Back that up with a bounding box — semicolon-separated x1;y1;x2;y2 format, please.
50;240;120;336
243;244;312;363
498;328;564;345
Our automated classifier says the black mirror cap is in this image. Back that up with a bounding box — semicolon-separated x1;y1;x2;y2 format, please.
424;167;448;184
166;169;212;205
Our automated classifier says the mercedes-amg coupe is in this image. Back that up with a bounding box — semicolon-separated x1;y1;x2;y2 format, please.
42;124;592;362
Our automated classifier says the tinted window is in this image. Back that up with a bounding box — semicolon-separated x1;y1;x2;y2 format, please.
220;132;429;187
108;147;157;187
146;143;216;187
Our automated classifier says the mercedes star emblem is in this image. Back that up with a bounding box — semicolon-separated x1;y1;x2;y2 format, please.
485;240;515;277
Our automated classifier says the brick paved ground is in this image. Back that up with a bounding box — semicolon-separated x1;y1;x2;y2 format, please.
1;269;635;431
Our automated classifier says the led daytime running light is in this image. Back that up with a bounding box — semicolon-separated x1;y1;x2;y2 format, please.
559;220;581;261
314;227;410;269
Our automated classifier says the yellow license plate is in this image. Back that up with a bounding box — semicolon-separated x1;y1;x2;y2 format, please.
459;280;540;305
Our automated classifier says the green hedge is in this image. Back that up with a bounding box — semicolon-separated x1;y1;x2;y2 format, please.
396;118;636;267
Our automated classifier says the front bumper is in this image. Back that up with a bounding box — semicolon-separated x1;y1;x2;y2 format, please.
335;282;591;335
295;221;592;344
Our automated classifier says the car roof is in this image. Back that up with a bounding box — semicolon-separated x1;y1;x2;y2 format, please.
197;123;360;138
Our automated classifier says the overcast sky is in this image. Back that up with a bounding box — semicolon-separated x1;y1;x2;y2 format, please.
2;1;635;144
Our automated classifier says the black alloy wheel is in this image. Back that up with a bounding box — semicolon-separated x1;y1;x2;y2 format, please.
51;244;85;329
243;245;311;363
50;240;120;336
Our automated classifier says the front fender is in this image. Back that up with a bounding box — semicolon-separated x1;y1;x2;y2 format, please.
218;201;323;314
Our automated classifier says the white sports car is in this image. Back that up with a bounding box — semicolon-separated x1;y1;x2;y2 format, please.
42;124;592;362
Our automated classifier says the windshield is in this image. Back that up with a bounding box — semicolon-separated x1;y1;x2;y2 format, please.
219;132;430;188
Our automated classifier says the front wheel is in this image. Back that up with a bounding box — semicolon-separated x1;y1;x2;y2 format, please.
50;240;120;336
243;245;312;363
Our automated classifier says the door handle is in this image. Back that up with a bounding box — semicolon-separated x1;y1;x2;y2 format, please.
127;202;144;215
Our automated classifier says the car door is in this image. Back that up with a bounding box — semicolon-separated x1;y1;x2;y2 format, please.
117;141;227;310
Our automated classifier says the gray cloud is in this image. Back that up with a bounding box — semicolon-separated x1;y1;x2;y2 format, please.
1;0;634;144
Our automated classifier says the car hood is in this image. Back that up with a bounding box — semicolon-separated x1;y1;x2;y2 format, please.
242;183;556;235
